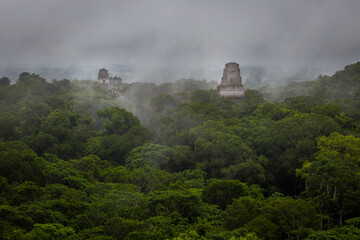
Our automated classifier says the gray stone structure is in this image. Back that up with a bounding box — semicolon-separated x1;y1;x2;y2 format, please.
217;62;244;101
97;68;122;88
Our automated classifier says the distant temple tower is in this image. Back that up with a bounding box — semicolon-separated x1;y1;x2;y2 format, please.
217;62;244;101
97;68;122;88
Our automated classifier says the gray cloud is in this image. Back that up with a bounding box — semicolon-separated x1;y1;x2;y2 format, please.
0;0;360;81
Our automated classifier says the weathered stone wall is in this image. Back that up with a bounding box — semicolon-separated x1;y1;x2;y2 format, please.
98;68;109;79
97;68;122;89
221;62;242;86
218;62;245;100
217;85;244;97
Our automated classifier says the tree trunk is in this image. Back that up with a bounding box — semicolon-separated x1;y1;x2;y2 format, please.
339;207;343;226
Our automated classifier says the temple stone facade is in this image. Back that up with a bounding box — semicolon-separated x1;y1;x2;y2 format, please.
217;62;244;101
97;68;122;88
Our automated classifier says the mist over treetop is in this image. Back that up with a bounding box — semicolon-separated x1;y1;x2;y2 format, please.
1;0;360;238
0;0;359;76
1;60;360;239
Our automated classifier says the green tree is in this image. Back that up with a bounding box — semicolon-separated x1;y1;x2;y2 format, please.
306;218;360;240
172;145;195;172
27;132;59;155
146;189;202;221
224;196;262;230
0;116;18;140
97;106;140;135
267;197;319;240
0;140;45;184
243;215;280;240
297;132;360;227
126;143;173;170
22;223;76;239
189;120;254;177
105;217;145;240
12;181;44;205
268;113;340;194
202;179;248;210
0;77;10;86
97;125;151;164
222;159;267;186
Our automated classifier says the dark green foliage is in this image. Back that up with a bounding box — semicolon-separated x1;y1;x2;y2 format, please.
126;143;174;170
105;217;145;240
0;116;18;140
260;62;360;120
297;132;360;227
224;196;262;230
243;215;280;240
0;141;45;184
23;223;76;239
202;179;248;210
268;197;319;239
96;126;151;164
306;217;360;240
0;64;359;239
0;77;10;86
146;189;202;221
97;106;140;135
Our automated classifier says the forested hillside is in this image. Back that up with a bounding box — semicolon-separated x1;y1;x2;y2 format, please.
259;62;360;119
0;63;360;239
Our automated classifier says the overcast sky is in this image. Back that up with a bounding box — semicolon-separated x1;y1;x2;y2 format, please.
0;0;359;75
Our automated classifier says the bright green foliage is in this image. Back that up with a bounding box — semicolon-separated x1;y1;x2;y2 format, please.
268;113;340;194
172;230;204;240
231;233;261;240
306;217;360;240
138;215;189;239
71;154;110;181
268;197;319;240
298;132;360;226
311;104;341;118
22;223;76;239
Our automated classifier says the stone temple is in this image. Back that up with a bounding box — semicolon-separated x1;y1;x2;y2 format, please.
97;68;122;88
217;62;244;101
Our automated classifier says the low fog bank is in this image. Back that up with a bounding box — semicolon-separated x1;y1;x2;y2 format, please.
0;64;331;88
